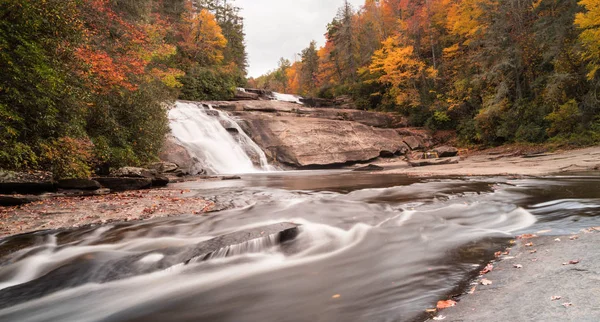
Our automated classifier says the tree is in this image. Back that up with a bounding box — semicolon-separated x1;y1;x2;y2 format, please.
576;0;600;79
300;41;320;95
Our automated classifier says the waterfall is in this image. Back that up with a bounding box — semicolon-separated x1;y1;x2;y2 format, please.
168;101;271;175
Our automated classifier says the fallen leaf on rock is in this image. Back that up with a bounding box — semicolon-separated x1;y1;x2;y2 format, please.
536;229;552;234
433;316;447;321
562;259;581;265
562;302;573;308
425;308;437;313
468;286;477;294
436;300;457;309
551;296;562;301
481;263;493;275
514;264;523;269
555;238;561;242
331;294;341;299
530;249;537;254
517;234;538;239
481;278;493;286
525;242;534;247
569;235;579;240
531;258;538;262
494;251;502;258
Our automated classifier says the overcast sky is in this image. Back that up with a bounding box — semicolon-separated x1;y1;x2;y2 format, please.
236;0;364;78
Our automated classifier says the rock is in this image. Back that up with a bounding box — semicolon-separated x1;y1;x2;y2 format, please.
225;127;239;134
159;136;197;174
221;176;241;180
353;164;384;172
0;195;43;206
0;171;55;195
57;179;102;191
94;177;152;191
204;109;219;117
111;167;157;178
147;162;179;174
434;146;459;158
408;157;460;167
402;136;426;151
233;89;260;101
151;175;169;187
239;115;410;167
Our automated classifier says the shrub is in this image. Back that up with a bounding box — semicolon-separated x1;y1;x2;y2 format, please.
40;137;93;180
545;99;581;137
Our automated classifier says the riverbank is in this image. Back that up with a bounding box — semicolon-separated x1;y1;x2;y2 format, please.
430;229;600;321
375;145;600;177
0;187;216;238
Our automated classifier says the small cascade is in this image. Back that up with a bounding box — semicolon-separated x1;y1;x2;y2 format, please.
168;101;271;174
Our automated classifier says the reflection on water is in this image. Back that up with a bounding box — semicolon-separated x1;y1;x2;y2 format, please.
0;172;599;322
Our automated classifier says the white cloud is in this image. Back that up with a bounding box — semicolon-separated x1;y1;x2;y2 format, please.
236;0;364;77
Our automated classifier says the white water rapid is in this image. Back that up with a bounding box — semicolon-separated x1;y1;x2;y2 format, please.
168;101;271;175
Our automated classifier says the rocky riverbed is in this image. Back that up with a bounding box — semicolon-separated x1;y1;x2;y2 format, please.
0;187;215;238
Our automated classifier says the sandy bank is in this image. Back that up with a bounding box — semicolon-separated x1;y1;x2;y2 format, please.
377;146;600;177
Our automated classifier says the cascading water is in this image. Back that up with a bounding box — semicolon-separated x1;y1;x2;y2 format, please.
168;101;271;175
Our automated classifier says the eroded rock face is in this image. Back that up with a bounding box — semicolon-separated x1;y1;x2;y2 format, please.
158;136;196;174
239;115;409;167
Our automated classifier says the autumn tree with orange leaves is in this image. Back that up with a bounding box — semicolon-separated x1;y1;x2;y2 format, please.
256;0;600;146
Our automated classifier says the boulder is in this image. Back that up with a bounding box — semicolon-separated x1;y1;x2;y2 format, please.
0;195;43;207
111;167;157;179
238;115;410;167
159;136;196;174
147;162;179;174
402;136;427;151
353;164;384;172
57;179;102;191
232;89;260;101
0;171;55;195
151;175;170;187
94;177;152;192
434;146;459;158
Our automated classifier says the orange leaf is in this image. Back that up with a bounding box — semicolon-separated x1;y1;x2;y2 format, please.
436;300;457;309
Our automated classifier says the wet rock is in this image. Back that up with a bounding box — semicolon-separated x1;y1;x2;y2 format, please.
225;127;239;134
0;223;300;309
57;179;102;191
434;146;459;158
147;162;179;174
205;109;220;117
0;195;43;207
151;175;170;187
353;164;384;172
94;177;153;191
221;176;241;180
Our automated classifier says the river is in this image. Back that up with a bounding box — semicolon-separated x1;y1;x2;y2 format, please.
1;171;599;321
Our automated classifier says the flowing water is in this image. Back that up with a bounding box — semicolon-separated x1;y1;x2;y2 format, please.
168;101;271;175
1;171;600;322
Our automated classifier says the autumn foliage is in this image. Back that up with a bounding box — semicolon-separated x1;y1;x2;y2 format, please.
255;0;600;146
0;0;247;177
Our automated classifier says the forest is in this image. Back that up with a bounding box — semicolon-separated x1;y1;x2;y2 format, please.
250;0;600;146
0;0;246;177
